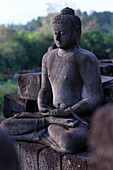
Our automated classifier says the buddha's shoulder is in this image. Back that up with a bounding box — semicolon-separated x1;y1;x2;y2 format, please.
76;47;98;63
43;49;57;60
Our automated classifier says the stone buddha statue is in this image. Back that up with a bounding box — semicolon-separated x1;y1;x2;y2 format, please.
0;7;103;154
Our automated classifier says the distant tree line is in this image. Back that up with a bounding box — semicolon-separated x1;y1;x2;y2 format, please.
0;10;113;73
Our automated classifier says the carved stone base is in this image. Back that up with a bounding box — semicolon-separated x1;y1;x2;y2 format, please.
15;141;94;170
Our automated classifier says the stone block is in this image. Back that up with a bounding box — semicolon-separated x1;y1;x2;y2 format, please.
102;80;113;103
39;147;61;170
17;73;41;100
101;75;113;84
3;93;26;118
99;63;113;76
14;141;94;170
15;141;45;170
101;76;113;103
99;59;113;63
62;152;94;170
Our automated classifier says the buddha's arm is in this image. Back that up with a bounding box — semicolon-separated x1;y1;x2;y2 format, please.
38;54;53;112
67;54;103;116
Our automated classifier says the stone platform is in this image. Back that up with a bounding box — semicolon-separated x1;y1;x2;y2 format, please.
15;141;94;170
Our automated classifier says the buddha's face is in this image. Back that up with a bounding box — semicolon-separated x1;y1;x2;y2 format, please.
52;24;76;49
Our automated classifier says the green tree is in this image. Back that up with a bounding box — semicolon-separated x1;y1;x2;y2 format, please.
81;31;107;59
0;40;29;71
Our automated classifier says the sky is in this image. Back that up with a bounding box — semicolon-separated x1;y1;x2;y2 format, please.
0;0;113;25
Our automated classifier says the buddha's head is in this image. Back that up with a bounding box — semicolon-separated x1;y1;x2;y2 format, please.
52;7;82;49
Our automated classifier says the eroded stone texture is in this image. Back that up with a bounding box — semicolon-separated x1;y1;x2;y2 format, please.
99;63;113;76
102;76;113;103
15;141;94;170
15;141;45;170
3;93;26;118
17;73;41;100
62;152;94;170
99;59;113;63
39;147;61;170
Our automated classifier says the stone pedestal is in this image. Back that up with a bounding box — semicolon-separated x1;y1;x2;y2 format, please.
15;141;94;170
15;142;45;170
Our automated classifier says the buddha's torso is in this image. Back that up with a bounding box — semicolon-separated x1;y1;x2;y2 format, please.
47;49;84;109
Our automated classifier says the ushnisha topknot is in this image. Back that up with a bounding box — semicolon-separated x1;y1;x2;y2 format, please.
60;7;75;15
52;7;81;29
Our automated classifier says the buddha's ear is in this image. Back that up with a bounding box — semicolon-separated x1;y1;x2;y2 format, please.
76;29;81;45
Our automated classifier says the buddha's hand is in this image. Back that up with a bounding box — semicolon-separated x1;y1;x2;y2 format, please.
14;112;42;119
40;109;71;117
39;104;53;113
65;119;80;128
14;112;29;118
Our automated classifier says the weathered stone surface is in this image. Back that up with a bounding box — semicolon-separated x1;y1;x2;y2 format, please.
15;141;45;170
3;93;38;117
62;152;94;170
17;73;41;100
99;59;113;63
3;93;26;118
101;75;113;83
99;63;113;76
102;79;113;103
15;141;94;170
39;147;61;170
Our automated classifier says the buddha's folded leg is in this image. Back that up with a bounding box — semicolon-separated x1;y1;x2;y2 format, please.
11;129;46;141
0;118;38;135
0;117;50;135
25;122;89;153
47;123;89;153
0;115;78;136
11;128;63;152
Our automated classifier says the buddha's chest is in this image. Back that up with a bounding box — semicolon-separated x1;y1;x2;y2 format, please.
47;55;80;84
